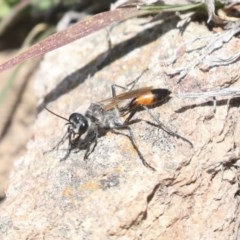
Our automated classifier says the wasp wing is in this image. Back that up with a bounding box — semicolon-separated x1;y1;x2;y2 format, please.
99;87;153;111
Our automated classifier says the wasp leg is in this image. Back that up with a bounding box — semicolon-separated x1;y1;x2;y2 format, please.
43;131;69;155
111;84;130;111
111;84;128;97
111;69;149;97
82;127;99;160
123;109;137;124
111;127;156;171
126;69;148;89
60;144;71;161
83;138;98;160
142;106;193;147
55;132;69;150
60;133;79;161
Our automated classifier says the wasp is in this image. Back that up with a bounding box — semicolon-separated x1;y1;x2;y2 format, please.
45;86;192;170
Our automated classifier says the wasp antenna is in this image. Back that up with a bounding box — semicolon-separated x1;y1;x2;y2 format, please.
44;107;69;122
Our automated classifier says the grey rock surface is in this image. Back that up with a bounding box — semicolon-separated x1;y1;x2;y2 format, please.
1;16;240;240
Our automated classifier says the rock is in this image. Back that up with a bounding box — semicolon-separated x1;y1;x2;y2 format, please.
0;15;240;240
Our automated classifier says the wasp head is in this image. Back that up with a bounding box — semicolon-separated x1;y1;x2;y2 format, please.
68;113;89;136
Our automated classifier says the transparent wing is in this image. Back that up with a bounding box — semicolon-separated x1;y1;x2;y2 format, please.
99;86;153;111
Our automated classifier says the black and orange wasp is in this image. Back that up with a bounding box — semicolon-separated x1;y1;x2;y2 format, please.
45;86;192;170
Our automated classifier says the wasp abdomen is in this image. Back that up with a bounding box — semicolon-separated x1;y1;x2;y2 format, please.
129;89;171;108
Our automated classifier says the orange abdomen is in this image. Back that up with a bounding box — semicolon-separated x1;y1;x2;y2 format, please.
130;89;171;107
134;92;156;106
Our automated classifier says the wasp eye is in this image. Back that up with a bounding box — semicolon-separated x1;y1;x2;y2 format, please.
68;113;89;135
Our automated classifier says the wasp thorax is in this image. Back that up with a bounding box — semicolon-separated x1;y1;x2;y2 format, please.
68;113;89;135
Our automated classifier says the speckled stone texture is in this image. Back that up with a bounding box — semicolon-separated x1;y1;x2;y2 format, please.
1;14;240;240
